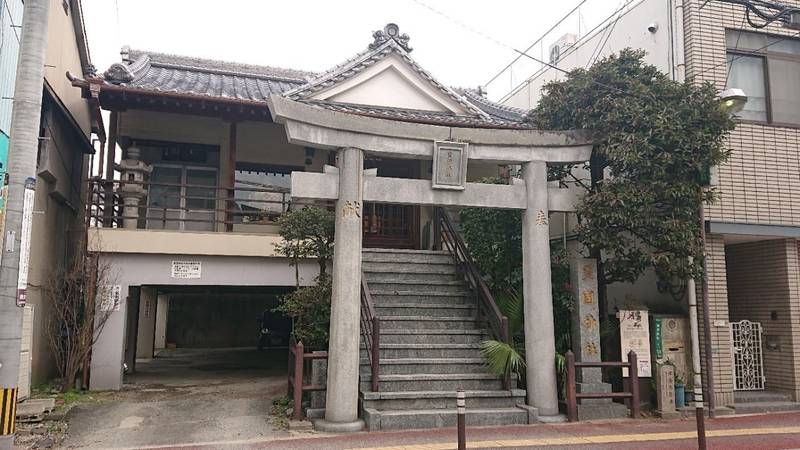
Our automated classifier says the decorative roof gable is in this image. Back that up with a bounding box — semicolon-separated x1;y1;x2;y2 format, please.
284;24;489;118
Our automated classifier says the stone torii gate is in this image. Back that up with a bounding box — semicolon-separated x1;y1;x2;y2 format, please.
268;95;594;431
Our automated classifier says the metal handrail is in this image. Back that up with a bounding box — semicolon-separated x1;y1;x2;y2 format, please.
360;273;380;392
434;207;511;388
87;178;293;230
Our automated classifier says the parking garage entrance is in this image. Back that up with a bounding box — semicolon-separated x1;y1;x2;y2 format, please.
124;285;292;381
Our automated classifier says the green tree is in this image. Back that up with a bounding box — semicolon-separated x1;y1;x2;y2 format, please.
274;207;335;283
527;49;735;303
274;207;335;347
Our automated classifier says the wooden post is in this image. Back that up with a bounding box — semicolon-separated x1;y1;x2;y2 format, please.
103;112;119;226
629;350;640;419
226;122;237;232
566;350;577;422
371;317;380;392
293;341;304;420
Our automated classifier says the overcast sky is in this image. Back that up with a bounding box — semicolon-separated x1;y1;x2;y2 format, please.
80;0;624;101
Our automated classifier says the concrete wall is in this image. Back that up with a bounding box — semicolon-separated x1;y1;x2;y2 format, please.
26;95;88;384
154;294;168;350
502;0;673;110
698;234;735;407
90;252;318;390
726;239;800;399
43;0;91;136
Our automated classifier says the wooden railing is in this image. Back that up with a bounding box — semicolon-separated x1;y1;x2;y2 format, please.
287;339;328;421
565;350;641;422
87;178;291;231
433;207;512;389
360;273;380;392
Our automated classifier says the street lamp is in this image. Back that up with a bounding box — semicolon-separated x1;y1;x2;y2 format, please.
719;88;748;114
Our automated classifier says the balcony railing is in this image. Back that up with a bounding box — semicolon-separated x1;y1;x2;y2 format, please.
87;178;292;232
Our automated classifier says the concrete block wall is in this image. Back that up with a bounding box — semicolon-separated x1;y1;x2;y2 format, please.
684;0;800;226
726;239;800;399
698;234;734;407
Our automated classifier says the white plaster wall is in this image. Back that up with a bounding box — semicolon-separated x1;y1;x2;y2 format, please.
313;53;468;114
502;0;672;110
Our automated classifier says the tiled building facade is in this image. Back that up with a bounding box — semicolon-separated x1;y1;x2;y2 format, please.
685;0;800;406
502;0;800;409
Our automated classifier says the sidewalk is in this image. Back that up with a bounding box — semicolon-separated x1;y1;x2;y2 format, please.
128;411;800;450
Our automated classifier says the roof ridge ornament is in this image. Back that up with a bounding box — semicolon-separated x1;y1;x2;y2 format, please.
369;23;412;52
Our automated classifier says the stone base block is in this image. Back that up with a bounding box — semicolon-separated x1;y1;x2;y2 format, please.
536;413;568;423
655;409;682;420
575;401;629;421
313;418;365;433
516;403;539;424
305;407;325;419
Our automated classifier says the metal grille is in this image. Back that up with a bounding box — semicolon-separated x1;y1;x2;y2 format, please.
731;320;765;391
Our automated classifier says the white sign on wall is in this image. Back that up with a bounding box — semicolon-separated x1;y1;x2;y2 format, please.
171;261;201;279
99;285;122;312
619;309;652;378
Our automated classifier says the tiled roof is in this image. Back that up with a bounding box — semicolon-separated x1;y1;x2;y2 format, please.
103;49;315;102
300;100;535;130
455;88;529;122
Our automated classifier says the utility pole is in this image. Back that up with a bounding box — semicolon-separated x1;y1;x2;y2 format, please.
0;0;50;449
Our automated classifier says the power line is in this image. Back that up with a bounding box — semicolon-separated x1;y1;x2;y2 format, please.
483;0;590;88
407;0;642;99
586;0;631;68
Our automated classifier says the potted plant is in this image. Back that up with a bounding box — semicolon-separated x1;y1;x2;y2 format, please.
674;370;686;408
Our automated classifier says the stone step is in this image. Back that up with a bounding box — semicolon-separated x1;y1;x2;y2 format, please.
362;249;453;264
734;401;800;414
361;389;526;411
372;291;475;305
380;316;480;330
734;391;793;404
376;303;475;317
363;261;457;275
365;271;459;283
368;280;468;295
360;373;504;392
363;406;529;431
359;358;489;375
371;343;483;359
380;329;488;345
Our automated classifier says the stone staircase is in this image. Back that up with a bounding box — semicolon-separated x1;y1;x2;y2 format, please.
734;391;800;414
359;248;531;431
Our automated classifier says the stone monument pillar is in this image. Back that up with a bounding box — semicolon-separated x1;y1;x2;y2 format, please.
568;242;628;420
521;160;559;417
114;145;152;229
316;147;365;432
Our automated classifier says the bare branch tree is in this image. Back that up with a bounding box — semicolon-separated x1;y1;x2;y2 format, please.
44;236;117;392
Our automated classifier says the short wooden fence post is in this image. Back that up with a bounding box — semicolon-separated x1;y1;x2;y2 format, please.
566;350;577;422
629;350;640;419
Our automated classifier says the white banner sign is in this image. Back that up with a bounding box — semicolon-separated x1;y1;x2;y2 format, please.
171;261;201;279
99;285;122;312
619;309;652;378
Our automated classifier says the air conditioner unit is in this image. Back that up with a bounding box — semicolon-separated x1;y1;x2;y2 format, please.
549;33;578;64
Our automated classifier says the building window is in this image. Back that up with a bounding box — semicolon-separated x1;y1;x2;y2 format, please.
233;164;297;224
726;30;800;126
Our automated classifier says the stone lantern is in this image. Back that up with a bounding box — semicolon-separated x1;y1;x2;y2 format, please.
114;145;152;229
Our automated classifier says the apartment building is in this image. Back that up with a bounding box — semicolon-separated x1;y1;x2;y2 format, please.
502;0;800;412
